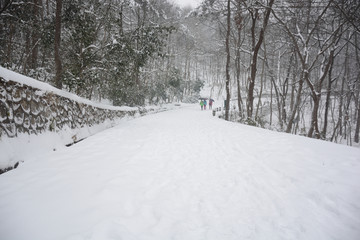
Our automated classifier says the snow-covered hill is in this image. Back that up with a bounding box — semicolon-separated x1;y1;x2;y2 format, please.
0;105;359;240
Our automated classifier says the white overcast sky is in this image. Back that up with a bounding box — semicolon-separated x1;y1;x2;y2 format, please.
171;0;201;8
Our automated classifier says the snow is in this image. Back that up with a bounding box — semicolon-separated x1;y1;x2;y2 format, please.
0;118;127;169
1;105;360;240
0;66;173;169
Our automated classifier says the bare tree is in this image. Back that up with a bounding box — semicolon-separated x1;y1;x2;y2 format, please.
234;0;244;118
272;0;344;138
245;0;274;119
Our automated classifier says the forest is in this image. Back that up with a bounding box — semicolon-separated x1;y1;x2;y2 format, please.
0;0;359;145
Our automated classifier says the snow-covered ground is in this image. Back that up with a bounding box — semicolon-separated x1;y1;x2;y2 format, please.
0;66;174;169
0;104;359;240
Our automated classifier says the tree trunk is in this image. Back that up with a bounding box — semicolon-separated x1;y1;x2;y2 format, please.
264;51;282;128
334;45;349;139
54;0;63;89
246;0;274;119
289;58;297;113
354;34;360;143
270;76;273;126
281;53;293;127
255;57;265;121
321;60;334;138
23;32;30;74
355;92;360;143
255;40;266;121
119;4;123;35
306;49;335;139
286;71;305;133
31;0;40;69
224;0;231;121
235;1;243;117
270;74;282;128
307;95;321;138
246;10;257;119
6;23;14;64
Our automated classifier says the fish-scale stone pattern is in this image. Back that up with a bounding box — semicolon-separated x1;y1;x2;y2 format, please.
0;77;138;138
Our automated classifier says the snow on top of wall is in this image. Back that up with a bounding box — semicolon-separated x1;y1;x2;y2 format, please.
0;66;179;170
0;66;136;111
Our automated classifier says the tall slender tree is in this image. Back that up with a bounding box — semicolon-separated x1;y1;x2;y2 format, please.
245;0;274;119
54;0;63;89
224;0;231;121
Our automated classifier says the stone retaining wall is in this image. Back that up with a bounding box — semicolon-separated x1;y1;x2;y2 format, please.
0;76;165;173
0;77;140;139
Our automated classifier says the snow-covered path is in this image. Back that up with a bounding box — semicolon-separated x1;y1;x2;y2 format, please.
1;105;360;240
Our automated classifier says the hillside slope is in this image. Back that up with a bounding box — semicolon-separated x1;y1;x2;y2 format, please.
0;105;359;240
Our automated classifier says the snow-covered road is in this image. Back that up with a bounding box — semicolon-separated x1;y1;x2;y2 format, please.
1;105;360;240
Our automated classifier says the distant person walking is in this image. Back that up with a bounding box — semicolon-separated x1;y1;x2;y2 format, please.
200;100;204;110
209;99;214;109
203;99;207;110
